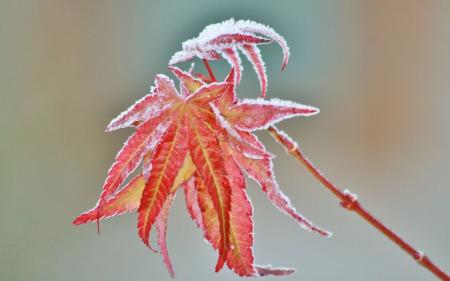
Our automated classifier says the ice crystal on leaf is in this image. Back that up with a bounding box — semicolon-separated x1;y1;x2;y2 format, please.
74;19;330;278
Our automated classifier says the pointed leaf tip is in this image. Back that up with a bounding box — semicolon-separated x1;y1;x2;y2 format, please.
239;44;267;97
156;194;177;278
255;265;296;276
222;48;242;85
225;67;235;83
225;98;319;131
73;174;146;225
168;65;204;95
215;255;227;273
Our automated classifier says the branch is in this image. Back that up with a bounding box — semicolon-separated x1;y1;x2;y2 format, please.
267;125;450;280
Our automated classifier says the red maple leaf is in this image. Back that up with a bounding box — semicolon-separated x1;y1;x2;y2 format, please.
169;18;290;97
74;19;330;278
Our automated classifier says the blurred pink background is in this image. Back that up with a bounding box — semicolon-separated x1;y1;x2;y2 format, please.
1;1;449;280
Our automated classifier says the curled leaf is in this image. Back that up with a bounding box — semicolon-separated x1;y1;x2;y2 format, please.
169;18;290;97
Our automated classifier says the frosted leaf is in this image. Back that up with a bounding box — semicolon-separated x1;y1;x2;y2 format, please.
155;74;179;97
233;148;331;237
169;65;205;96
239;97;318;109
106;76;179;132
239;44;267;97
106;88;172;132
227;98;319;131
169;18;290;96
220;47;243;84
233;19;290;69
169;18;288;64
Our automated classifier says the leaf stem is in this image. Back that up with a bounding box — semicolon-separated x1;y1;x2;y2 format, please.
203;59;217;82
267;125;450;280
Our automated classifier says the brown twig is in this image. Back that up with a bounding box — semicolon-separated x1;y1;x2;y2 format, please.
267;125;450;281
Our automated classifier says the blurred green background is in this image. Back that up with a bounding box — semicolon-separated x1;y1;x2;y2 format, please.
1;1;449;280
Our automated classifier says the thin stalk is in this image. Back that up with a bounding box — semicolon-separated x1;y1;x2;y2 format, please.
203;59;217;82
202;59;449;280
267;125;450;281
